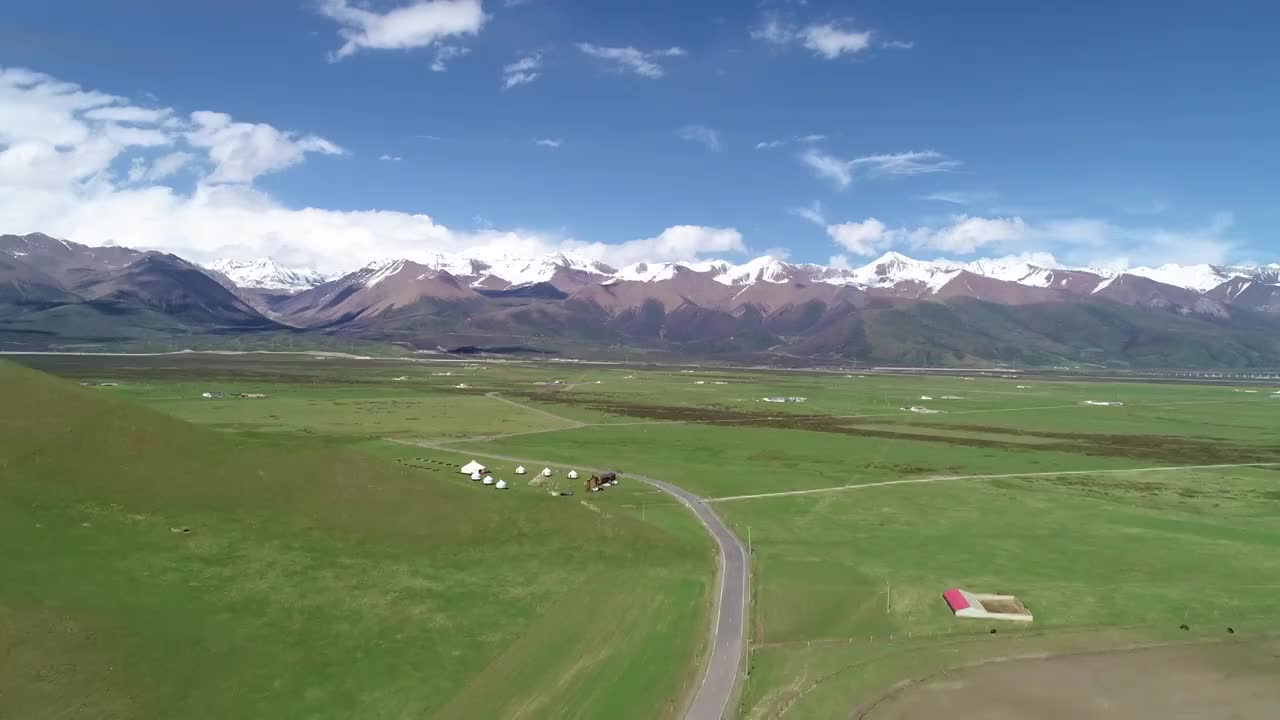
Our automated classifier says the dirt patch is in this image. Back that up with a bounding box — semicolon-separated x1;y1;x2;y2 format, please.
517;391;1280;468
976;597;1027;615
857;639;1280;720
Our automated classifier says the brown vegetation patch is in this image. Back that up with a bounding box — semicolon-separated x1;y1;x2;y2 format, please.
516;392;1280;468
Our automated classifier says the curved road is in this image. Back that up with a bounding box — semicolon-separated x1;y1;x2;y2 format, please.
402;437;748;720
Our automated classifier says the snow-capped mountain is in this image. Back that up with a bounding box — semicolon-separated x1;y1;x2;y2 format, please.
208;258;330;292
1124;263;1280;293
211;250;1280;304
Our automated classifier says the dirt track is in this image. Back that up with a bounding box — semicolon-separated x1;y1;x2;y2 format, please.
858;640;1280;720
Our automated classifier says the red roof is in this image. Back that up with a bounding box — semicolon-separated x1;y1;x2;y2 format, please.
942;588;970;612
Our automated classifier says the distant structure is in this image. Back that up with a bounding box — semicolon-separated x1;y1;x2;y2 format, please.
567;470;579;480
541;467;552;477
461;460;486;475
587;472;618;492
942;588;1033;622
495;479;508;490
482;475;494;486
515;465;527;475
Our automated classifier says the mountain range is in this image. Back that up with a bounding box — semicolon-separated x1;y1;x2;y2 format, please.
4;231;1280;367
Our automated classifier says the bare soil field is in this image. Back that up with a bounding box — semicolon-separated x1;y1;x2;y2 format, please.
859;639;1280;720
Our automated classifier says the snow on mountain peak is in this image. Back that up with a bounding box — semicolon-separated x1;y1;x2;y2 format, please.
268;250;1280;298
1125;263;1243;293
208;257;330;291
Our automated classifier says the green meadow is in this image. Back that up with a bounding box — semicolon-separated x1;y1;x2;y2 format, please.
6;353;1280;718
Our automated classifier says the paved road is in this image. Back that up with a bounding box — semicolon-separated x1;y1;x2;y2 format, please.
401;439;748;720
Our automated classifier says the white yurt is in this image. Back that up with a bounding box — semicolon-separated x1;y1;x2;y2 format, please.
460;460;486;475
541;467;552;477
567;470;579;480
482;476;494;486
495;479;508;490
470;471;483;481
515;465;527;475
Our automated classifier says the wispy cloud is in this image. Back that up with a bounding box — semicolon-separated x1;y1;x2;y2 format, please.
676;125;722;152
822;212;1241;266
800;149;855;188
755;133;826;150
576;43;686;78
317;0;487;62
751;14;881;59
922;190;998;206
853;151;960;176
802;24;871;59
882;39;915;50
379;154;403;161
414;134;441;141
430;45;470;72
801;148;960;189
533;137;561;148
503;52;542;89
789;200;826;226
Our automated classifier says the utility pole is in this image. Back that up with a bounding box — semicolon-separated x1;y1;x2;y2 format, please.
747;526;752;556
886;580;891;614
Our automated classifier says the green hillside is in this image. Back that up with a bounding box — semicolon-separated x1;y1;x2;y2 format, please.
0;361;710;719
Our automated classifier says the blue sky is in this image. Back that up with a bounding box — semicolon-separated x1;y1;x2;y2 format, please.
1;0;1276;272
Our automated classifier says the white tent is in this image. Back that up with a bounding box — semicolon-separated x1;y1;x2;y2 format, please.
470;471;483;481
514;465;527;475
567;470;579;480
482;476;494;486
460;460;486;475
541;467;552;477
495;480;508;490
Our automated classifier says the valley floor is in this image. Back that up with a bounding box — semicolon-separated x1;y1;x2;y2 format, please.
6;352;1280;718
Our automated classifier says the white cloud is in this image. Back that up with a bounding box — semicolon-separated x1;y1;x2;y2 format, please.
789;200;826;226
852;150;960;176
0;65;754;275
750;13;796;45
801;148;959;189
919;215;1029;254
131;151;195;182
922;190;996;206
822;213;1240;266
882;40;915;50
751;16;879;59
569;225;744;266
576;43;686;79
0;68;179;190
802;24;871;59
827;218;894;255
503;53;542;89
430;45;470;72
800;148;854;188
676;125;721;152
185;110;343;184
84;105;173;124
756;133;825;150
318;0;487;62
533;137;561;148
379;154;403;161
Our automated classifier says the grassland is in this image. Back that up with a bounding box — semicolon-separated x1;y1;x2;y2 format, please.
8;353;1280;718
0;359;711;720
